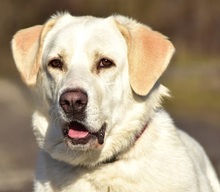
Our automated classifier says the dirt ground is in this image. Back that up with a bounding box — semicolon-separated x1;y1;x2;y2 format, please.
0;79;219;192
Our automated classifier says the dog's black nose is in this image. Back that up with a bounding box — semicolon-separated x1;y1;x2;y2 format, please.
59;89;88;115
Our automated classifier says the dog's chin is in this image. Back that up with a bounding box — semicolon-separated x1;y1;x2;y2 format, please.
62;121;107;150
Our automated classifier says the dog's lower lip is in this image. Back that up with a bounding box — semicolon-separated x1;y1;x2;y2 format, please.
63;122;106;145
94;124;106;144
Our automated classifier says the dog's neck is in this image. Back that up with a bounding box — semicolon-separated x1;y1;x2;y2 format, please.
135;124;148;141
103;123;148;164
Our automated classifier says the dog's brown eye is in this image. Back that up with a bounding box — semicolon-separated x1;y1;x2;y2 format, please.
48;59;63;69
98;58;114;69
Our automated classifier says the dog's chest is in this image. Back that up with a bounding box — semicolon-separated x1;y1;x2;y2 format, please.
45;159;148;192
46;158;197;192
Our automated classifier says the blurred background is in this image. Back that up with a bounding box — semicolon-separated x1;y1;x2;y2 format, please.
0;0;219;191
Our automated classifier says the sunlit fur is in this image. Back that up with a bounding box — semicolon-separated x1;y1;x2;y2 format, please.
12;13;220;192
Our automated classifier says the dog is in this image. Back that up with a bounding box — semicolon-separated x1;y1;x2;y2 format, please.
12;13;220;192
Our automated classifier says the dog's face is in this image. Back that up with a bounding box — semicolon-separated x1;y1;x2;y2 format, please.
12;13;174;166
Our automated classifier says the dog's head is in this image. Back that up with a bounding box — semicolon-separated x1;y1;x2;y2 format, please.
12;13;174;166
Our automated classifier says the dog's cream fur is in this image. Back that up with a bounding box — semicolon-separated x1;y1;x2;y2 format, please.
12;13;220;192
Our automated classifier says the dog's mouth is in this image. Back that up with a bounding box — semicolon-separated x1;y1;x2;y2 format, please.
63;121;106;146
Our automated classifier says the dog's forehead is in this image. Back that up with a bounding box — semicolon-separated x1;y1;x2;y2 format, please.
43;15;126;55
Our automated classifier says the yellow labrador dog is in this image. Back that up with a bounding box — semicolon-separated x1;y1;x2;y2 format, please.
12;13;220;192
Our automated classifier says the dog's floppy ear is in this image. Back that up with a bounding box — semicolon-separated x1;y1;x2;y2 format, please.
114;16;175;96
11;18;57;86
12;25;42;85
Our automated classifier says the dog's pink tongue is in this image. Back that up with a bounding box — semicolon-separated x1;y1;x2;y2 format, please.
68;129;89;138
68;122;89;138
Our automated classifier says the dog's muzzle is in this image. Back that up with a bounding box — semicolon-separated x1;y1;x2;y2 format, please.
59;89;106;146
